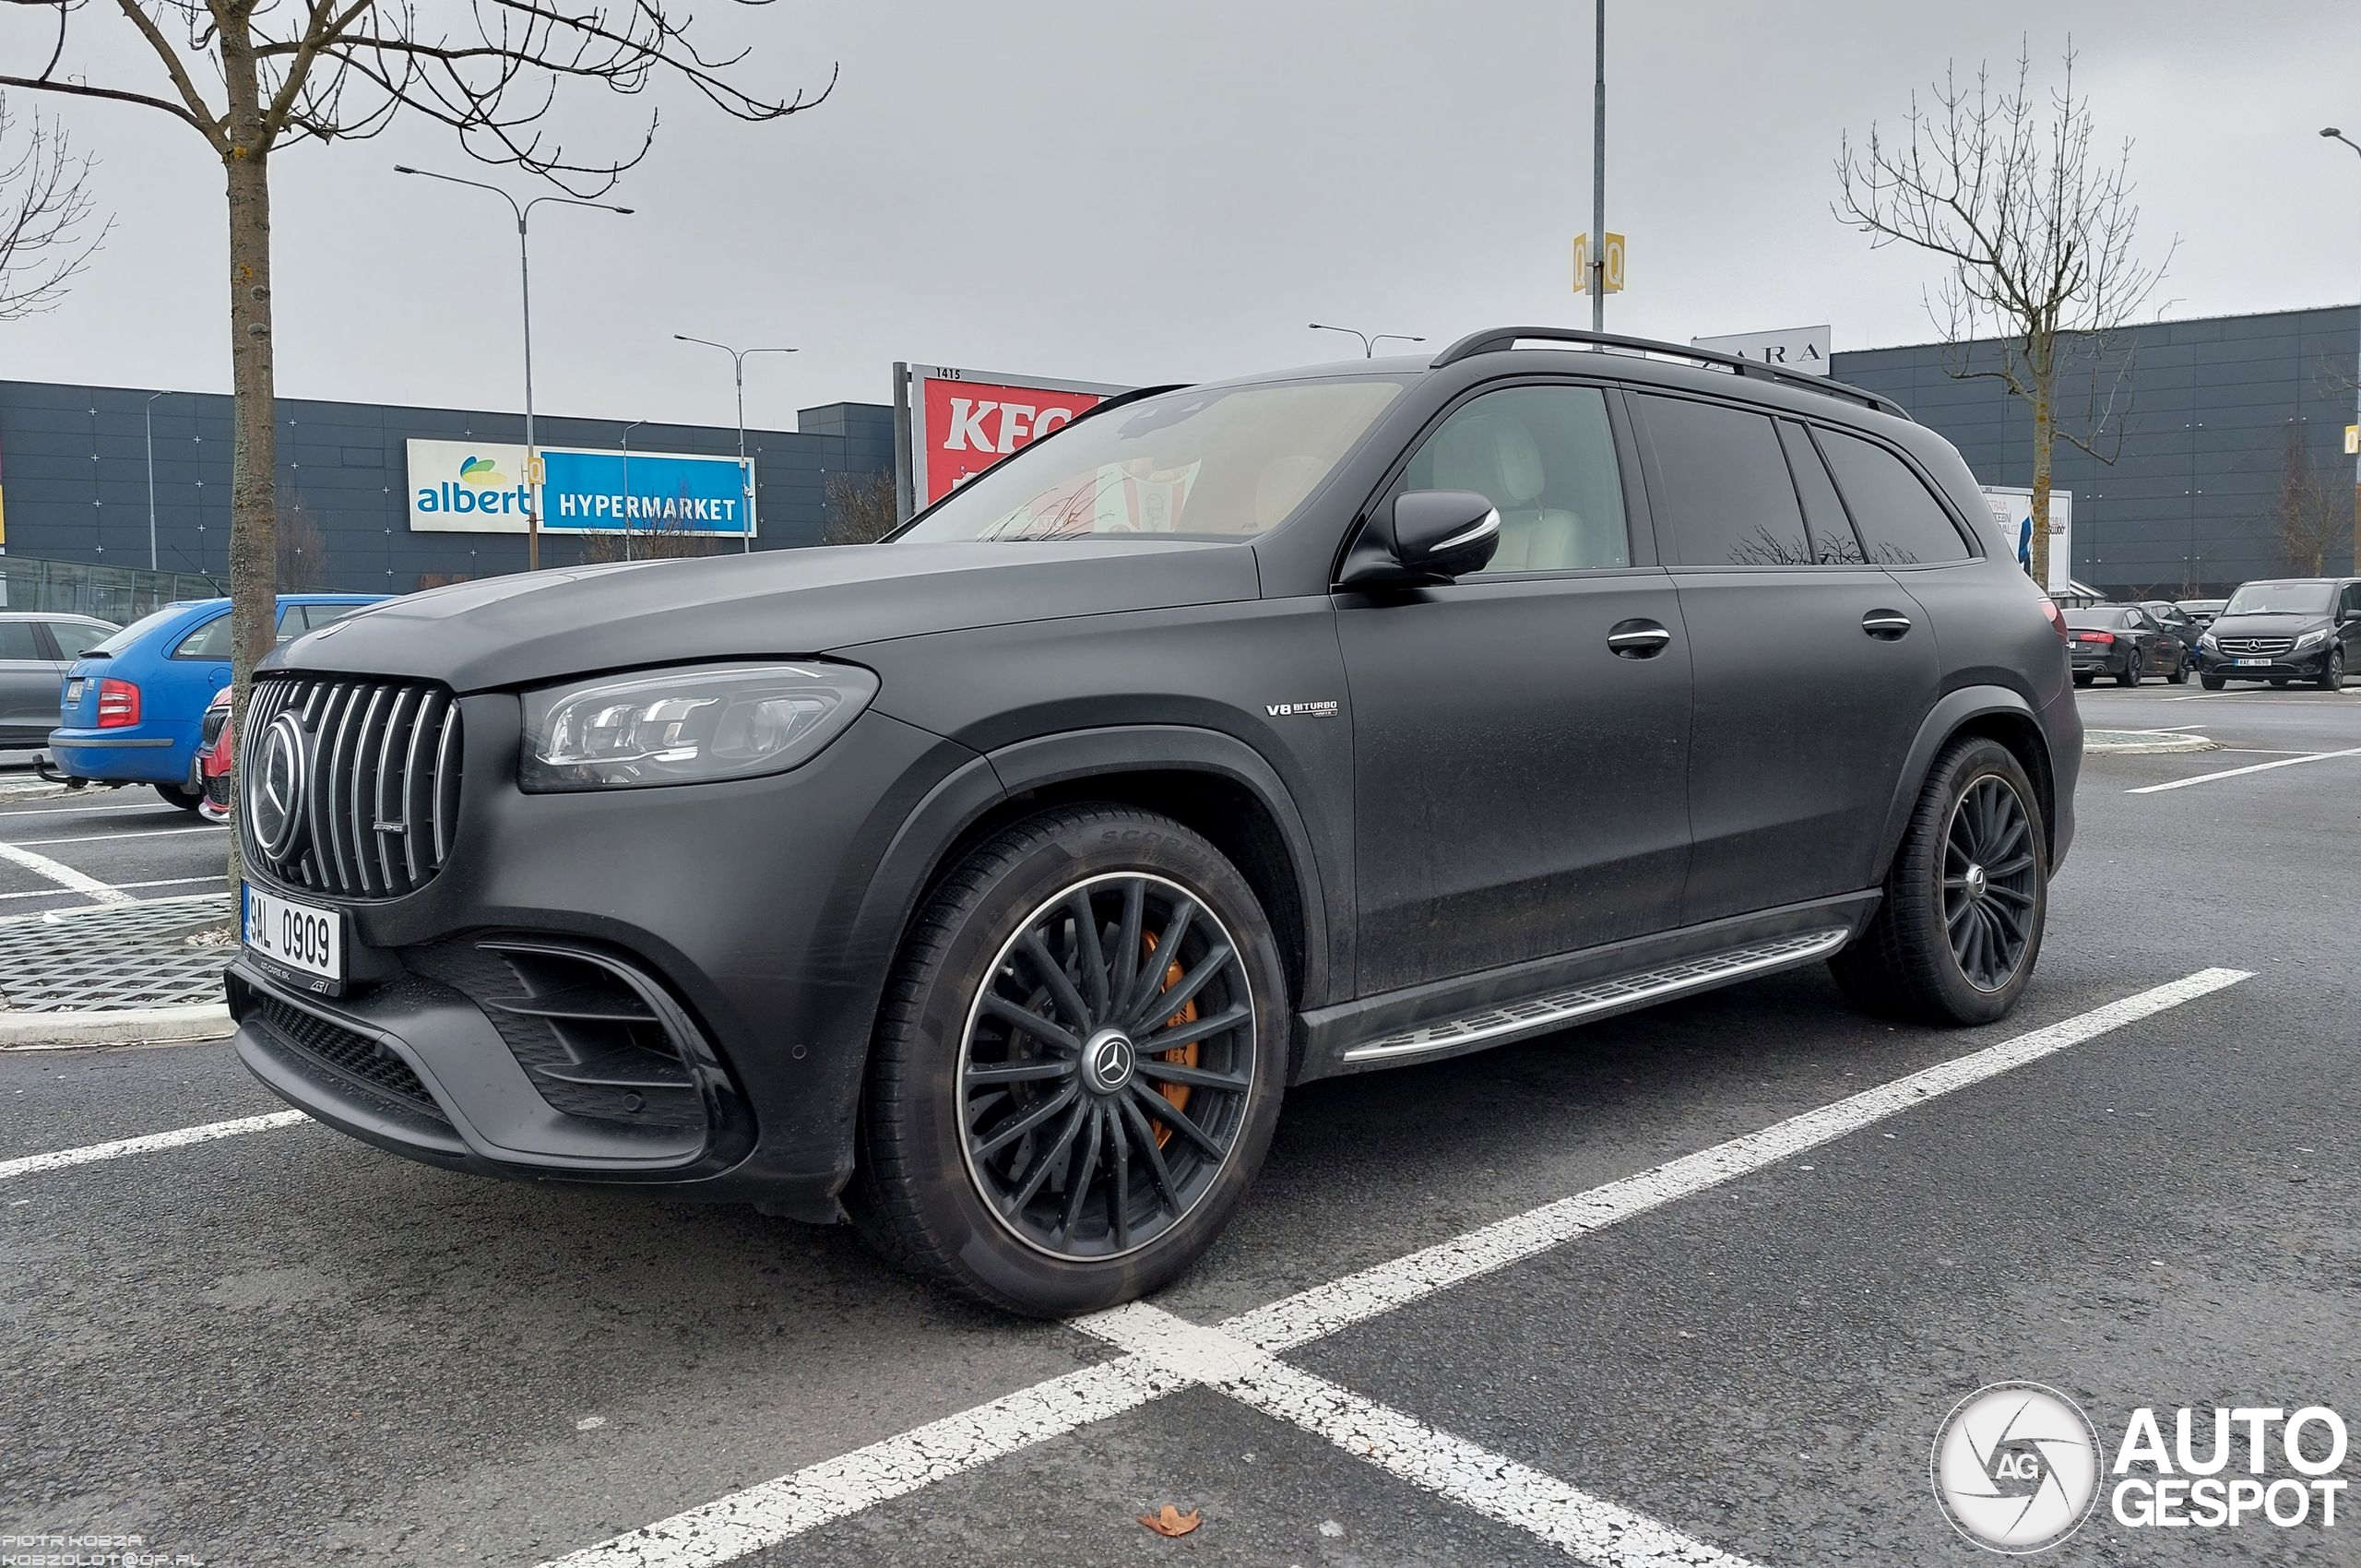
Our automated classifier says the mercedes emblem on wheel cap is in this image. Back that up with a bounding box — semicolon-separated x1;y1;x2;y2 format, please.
1082;1028;1137;1094
250;711;313;861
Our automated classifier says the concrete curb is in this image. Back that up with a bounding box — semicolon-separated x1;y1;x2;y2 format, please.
2085;729;2222;755
0;1004;234;1051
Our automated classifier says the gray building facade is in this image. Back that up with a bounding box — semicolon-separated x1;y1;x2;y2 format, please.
0;380;896;595
1833;304;2361;597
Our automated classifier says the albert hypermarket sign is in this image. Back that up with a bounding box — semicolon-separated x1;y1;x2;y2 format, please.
405;438;753;536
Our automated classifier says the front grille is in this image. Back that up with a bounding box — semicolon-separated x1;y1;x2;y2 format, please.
243;675;462;898
249;992;446;1122
2216;636;2294;657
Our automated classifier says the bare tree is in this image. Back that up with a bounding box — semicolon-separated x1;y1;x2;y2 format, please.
1;0;831;871
275;492;328;589
1835;43;2173;588
574;516;724;564
0;92;109;318
2270;428;2350;577
823;468;898;545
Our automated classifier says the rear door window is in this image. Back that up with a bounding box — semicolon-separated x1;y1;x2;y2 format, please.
1814;429;1975;566
1634;395;1812;568
48;622;112;659
0;623;42;660
171;613;232;660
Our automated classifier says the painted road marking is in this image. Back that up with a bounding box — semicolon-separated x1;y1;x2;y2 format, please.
9;825;225;848
0;875;224;905
0;839;136;906
2126;744;2361;794
542;968;2250;1568
0;1111;305;1182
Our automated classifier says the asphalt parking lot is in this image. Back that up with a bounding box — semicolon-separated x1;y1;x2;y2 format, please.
3;684;2355;1566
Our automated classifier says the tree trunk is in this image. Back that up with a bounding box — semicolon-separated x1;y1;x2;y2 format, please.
2028;387;2054;593
220;32;278;886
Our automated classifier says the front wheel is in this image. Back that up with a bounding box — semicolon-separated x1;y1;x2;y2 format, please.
2317;648;2345;692
1830;736;2047;1027
2165;651;2189;685
2201;672;2226;691
848;804;1287;1316
2115;650;2142;687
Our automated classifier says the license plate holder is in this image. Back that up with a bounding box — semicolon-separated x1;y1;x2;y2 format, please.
2233;657;2272;667
242;882;344;990
65;677;85;704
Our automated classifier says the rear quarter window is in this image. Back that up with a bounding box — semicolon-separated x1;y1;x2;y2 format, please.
1815;429;1975;566
171;613;232;660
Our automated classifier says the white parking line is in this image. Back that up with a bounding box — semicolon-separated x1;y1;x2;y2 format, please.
542;967;2249;1568
0;875;224;905
0;839;136;905
8;825;224;848
0;1111;305;1182
2126;745;2361;794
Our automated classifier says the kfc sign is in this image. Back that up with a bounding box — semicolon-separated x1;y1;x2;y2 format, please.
896;362;1130;513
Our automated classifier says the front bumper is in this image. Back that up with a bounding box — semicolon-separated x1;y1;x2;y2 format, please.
2196;647;2331;680
225;695;994;1218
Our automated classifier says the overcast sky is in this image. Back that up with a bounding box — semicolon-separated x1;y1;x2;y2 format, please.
3;0;2355;431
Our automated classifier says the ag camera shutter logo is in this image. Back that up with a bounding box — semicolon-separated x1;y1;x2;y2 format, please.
1931;1383;2101;1553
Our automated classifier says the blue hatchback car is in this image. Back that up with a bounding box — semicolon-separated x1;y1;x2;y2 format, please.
50;594;386;808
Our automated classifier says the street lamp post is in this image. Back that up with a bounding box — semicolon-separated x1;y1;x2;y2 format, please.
1307;324;1426;358
1590;0;1608;332
619;418;647;562
2323;128;2361;570
673;337;796;554
394;165;633;571
143;390;169;572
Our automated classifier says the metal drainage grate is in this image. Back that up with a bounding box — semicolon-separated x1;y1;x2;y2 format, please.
0;894;234;1014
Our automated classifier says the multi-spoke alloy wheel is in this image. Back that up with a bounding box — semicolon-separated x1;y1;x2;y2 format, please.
848;805;1287;1316
1829;736;2048;1027
958;873;1256;1260
1940;775;2038;992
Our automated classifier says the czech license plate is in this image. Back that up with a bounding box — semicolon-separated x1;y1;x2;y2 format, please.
2234;658;2272;667
65;677;84;704
242;882;342;984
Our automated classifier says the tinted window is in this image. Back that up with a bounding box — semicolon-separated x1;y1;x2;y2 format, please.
1400;385;1630;572
0;623;41;660
1776;421;1866;564
1816;429;1974;565
172;613;232;660
90;603;199;656
2342;584;2361;617
1636;396;1810;567
48;622;112;658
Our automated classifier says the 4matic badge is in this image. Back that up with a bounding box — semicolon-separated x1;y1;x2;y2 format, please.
1264;699;1340;719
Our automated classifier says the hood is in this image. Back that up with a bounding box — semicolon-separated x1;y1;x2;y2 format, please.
2206;612;2332;640
264;538;1263;692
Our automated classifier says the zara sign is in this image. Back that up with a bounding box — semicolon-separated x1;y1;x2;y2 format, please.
1691;325;1833;377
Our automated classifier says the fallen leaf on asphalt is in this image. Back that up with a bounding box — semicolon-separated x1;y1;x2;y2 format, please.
1137;1504;1202;1538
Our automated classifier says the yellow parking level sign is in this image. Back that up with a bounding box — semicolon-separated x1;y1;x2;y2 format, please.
1572;232;1626;294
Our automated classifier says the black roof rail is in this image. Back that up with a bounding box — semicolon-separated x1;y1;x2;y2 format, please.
1430;327;1909;421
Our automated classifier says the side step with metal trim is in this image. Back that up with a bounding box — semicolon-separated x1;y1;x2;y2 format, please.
1339;927;1851;1063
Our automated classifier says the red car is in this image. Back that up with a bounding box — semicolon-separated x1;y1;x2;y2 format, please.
197;686;233;823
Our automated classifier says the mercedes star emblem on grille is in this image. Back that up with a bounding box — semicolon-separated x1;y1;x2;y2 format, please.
251;711;313;861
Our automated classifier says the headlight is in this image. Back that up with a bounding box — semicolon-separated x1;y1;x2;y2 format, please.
2292;628;2328;652
2197;632;2218;650
519;661;878;791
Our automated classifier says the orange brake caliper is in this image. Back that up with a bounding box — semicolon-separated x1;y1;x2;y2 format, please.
1138;929;1198;1147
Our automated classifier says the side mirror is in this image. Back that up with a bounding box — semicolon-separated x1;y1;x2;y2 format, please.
1338;490;1501;587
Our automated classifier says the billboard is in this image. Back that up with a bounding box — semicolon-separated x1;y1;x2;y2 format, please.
1692;325;1833;377
1979;485;2072;593
894;363;1130;518
406;439;754;536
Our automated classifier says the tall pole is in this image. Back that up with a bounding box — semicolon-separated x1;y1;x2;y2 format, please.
1591;0;1607;332
675;337;795;555
2323;129;2361;572
393;167;632;572
620;419;647;562
144;391;166;572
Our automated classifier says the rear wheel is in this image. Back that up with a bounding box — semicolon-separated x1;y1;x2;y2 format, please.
154;783;203;811
2072;671;2095;688
2317;647;2344;691
848;804;1287;1316
1831;737;2047;1027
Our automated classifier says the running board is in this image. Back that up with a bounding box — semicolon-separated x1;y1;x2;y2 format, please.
1338;927;1851;1063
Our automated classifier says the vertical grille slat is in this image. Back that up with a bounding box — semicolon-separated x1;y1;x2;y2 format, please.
242;675;463;899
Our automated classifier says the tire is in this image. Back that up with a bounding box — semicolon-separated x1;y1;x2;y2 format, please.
1830;736;2047;1028
154;783;203;811
2115;650;2141;687
2200;672;2225;691
2072;671;2094;688
2317;647;2344;692
2165;650;2189;685
847;803;1287;1316
2269;678;2290;688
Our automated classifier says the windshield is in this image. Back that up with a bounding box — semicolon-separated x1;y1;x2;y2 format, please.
897;377;1406;543
2064;609;2133;630
2222;581;2332;616
87;602;203;656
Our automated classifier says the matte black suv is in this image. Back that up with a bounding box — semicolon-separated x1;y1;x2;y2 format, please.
2194;577;2361;690
225;327;2082;1315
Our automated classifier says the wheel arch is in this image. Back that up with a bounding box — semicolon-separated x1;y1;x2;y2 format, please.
1876;687;2059;879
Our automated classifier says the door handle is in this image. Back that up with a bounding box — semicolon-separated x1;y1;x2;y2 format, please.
1607;620;1673;659
1862;610;1913;640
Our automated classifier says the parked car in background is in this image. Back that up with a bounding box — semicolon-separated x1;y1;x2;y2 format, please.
48;595;385;807
0;612;117;748
197;685;234;824
2195;577;2361;691
2176;597;2227;627
2140;600;2204;664
2064;603;2187;686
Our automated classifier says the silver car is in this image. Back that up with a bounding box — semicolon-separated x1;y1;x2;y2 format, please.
0;612;117;748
